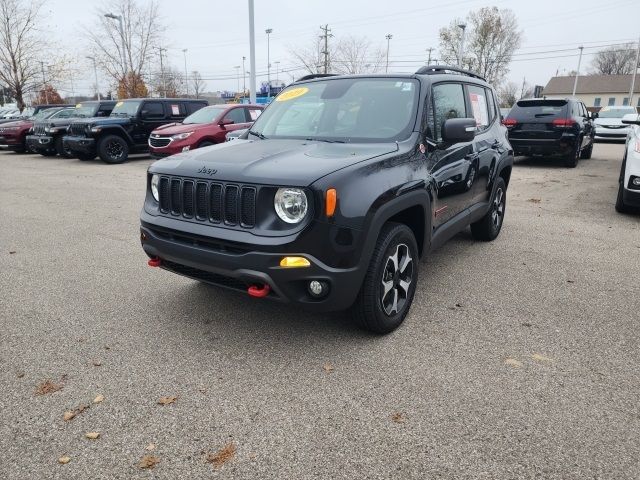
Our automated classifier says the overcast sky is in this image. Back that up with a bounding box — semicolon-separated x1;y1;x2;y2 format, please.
42;0;639;97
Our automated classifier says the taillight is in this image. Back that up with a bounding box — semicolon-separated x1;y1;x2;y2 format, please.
634;140;640;153
502;118;517;128
552;118;576;128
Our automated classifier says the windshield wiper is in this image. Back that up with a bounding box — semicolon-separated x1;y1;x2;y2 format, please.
248;130;267;139
534;113;555;117
305;137;346;143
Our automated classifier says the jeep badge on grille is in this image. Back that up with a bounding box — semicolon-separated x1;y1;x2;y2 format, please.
197;166;217;176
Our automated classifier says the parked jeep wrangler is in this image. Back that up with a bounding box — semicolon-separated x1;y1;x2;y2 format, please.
63;98;208;163
140;67;514;333
27;100;115;157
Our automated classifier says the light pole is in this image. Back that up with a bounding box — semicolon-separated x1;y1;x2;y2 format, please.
457;23;467;68
85;56;101;100
104;13;126;75
385;34;393;73
182;49;188;97
265;28;273;98
158;47;167;97
572;46;584;97
234;66;241;94
248;0;256;104
242;56;246;96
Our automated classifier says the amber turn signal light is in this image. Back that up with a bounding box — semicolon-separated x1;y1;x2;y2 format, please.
325;188;337;217
280;256;311;268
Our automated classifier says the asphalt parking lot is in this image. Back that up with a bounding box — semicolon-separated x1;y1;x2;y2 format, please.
1;143;639;479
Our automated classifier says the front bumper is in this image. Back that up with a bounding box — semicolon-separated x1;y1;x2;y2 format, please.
26;135;54;152
0;134;21;146
63;135;96;154
139;218;365;312
595;126;629;140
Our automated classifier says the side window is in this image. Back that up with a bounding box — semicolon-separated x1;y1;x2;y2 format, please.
431;83;467;142
224;108;247;124
467;85;490;130
484;88;497;123
186;102;206;115
247;108;262;121
98;104;113;117
142;102;164;118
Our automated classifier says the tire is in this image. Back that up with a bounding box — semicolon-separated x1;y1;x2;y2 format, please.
563;139;580;168
615;181;630;213
198;141;214;148
98;134;129;164
580;138;593;159
470;177;507;241
76;152;95;161
55;136;73;158
351;222;419;334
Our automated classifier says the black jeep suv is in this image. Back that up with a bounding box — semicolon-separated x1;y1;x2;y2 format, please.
27;101;115;157
140;67;514;333
503;98;595;167
63;98;208;163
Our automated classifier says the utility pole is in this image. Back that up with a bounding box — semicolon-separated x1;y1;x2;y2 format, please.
520;76;526;99
248;0;256;104
320;24;333;74
39;61;49;104
628;35;640;106
457;23;467;68
158;47;167;97
385;34;393;73
572;46;584;97
242;56;246;97
86;56;100;100
275;61;280;87
182;49;189;97
234;66;241;93
426;47;433;65
265;28;273;98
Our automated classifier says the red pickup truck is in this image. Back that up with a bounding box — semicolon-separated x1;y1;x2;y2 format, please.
148;104;263;157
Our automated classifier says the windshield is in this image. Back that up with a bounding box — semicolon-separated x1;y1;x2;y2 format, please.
250;78;419;142
183;106;227;124
598;107;636;119
111;101;141;117
73;103;98;118
30;109;60;120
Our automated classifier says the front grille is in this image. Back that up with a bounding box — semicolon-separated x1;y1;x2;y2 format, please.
69;123;87;137
162;259;249;292
149;136;171;148
32;124;46;135
158;176;257;228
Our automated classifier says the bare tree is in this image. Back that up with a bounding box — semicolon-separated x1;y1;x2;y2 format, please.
497;81;519;107
191;71;206;99
289;36;330;75
333;36;384;74
0;0;45;110
439;7;522;85
86;0;163;98
150;66;183;97
591;44;637;75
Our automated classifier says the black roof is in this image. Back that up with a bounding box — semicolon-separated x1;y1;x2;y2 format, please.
117;98;207;102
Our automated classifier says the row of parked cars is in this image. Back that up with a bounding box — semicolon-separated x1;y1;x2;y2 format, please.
0;99;264;163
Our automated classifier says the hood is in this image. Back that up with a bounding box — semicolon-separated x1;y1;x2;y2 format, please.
151;122;209;135
73;116;132;126
39;117;84;127
0;119;31;128
149;138;399;186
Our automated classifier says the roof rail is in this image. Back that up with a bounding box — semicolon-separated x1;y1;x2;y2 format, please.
295;73;338;82
415;65;486;81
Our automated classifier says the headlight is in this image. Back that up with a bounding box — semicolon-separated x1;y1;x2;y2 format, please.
151;174;160;202
171;132;193;141
274;188;308;224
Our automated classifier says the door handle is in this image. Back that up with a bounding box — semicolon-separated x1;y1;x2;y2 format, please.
465;153;479;161
491;140;501;149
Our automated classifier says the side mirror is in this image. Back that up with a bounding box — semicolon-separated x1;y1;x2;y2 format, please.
590;111;599;120
621;113;640;125
442;118;477;143
219;119;234;126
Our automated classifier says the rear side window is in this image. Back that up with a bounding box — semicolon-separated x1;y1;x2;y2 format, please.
467;85;490;129
186;102;207;115
224;108;247;124
143;102;164;118
248;108;262;121
429;83;467;142
511;100;567;119
485;88;497;123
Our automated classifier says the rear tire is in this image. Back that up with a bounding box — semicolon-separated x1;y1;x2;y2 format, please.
55;136;73;158
470;177;507;241
98;134;129;164
351;222;419;334
580;139;593;159
564;139;580;168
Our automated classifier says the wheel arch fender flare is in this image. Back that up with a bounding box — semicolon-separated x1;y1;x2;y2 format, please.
98;126;134;145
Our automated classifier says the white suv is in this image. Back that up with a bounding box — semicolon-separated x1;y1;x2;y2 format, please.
616;113;640;213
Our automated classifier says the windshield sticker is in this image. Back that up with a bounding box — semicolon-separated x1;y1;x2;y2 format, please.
276;87;309;102
249;109;261;120
115;101;124;107
470;93;489;127
171;104;180;115
76;103;82;108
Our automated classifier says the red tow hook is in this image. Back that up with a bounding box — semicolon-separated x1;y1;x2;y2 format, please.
147;257;162;267
248;283;270;298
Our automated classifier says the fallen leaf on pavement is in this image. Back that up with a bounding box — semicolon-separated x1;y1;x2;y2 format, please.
58;456;70;464
527;198;542;203
158;396;177;406
391;412;406;423
206;442;236;468
85;432;100;439
323;363;334;373
146;443;156;451
138;455;160;469
35;380;63;396
93;394;104;404
9;251;16;254
505;358;523;368
91;361;102;367
63;411;76;421
531;353;553;363
521;322;532;327
16;372;25;378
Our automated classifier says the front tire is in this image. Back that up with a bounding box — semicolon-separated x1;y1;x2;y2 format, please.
580;139;593;159
98;134;129;164
55;136;73;158
470;177;507;241
351;223;419;334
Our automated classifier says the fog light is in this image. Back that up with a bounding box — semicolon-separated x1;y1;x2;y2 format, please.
280;256;310;268
182;146;190;152
308;280;328;298
632;177;640;187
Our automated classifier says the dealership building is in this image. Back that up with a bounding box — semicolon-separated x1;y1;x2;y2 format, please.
542;74;640;108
